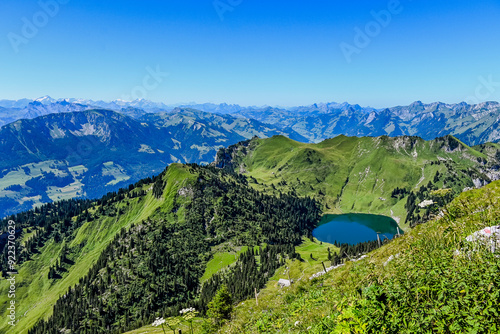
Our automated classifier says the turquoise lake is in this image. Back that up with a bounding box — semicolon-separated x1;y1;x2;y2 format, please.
313;213;401;245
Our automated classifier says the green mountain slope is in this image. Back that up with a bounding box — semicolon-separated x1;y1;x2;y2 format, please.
0;163;320;334
123;172;500;334
214;135;500;229
0;164;196;333
213;179;500;333
3;134;500;334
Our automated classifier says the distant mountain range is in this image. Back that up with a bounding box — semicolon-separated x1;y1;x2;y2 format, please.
0;108;303;216
0;95;171;111
221;101;500;145
1;96;500;216
2;97;500;145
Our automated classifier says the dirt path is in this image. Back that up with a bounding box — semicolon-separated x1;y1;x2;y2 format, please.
414;167;425;189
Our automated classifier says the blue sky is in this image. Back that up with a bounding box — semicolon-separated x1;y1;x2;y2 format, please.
0;0;499;108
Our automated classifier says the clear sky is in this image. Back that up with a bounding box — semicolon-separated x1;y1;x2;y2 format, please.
0;0;499;108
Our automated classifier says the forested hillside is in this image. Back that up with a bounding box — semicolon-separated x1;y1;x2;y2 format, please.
0;163;320;334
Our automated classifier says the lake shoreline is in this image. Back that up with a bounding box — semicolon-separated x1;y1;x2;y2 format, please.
314;213;402;245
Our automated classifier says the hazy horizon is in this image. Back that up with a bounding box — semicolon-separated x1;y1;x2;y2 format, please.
1;0;499;108
2;95;500;111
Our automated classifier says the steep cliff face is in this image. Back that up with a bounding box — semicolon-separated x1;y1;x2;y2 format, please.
213;137;255;170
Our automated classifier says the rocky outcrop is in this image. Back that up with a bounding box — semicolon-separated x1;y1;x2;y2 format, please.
212;137;255;171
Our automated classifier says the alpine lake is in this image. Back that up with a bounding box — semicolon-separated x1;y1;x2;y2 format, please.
313;213;402;245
